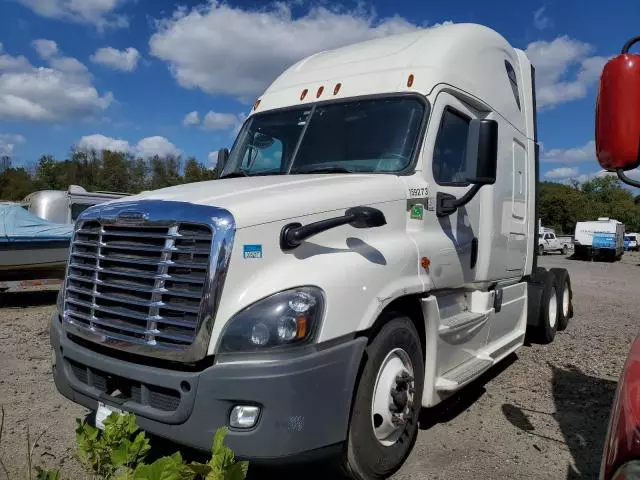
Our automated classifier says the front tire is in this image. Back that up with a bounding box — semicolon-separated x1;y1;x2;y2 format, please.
538;245;544;256
342;315;424;480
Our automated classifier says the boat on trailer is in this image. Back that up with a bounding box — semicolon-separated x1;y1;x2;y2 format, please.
0;203;73;279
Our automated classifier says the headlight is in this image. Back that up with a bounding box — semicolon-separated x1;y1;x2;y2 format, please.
217;286;325;353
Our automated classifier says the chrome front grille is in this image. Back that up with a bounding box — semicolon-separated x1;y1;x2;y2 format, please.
61;200;235;362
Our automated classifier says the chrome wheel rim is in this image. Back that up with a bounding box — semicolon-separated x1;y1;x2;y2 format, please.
371;348;415;446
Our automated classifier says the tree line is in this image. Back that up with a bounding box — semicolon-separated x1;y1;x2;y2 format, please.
0;149;217;201
540;177;640;233
1;149;639;233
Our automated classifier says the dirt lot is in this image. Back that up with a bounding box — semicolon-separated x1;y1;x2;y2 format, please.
1;252;639;479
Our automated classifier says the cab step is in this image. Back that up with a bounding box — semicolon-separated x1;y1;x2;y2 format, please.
435;355;494;392
438;310;488;335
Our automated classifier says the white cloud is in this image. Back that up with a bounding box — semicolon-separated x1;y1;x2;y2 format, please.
208;151;218;167
525;36;608;110
0;133;26;157
135;136;181;158
0;40;113;122
0;44;31;71
32;39;58;59
149;2;425;98
202;111;241;131
183;111;200;126
533;7;551;30
541;140;595;163
544;167;579;179
77;134;181;158
16;0;129;30
90;47;140;72
78;133;130;152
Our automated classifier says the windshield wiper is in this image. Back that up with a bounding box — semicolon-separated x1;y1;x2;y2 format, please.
219;169;285;179
291;166;354;174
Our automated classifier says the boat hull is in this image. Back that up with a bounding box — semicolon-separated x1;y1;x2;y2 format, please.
0;240;70;275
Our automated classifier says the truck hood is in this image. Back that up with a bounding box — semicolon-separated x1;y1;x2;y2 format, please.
110;174;407;228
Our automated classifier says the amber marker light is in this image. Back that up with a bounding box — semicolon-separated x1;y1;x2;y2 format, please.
316;85;324;98
407;74;415;87
296;315;308;339
300;88;308;100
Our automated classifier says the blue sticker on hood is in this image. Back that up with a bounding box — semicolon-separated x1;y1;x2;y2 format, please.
243;244;263;259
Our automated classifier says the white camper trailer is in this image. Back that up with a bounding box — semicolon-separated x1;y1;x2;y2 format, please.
574;217;625;261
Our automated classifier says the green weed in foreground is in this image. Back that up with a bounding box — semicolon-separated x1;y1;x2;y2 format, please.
1;406;248;480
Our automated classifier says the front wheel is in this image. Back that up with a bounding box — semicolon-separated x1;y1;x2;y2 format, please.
341;315;424;480
538;245;544;256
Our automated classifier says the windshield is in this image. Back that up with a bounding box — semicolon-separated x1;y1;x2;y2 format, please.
220;96;426;177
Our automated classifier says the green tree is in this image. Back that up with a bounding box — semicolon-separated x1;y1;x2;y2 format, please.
0;167;35;200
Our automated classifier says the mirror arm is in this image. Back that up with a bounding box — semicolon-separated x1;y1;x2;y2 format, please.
280;206;386;250
280;216;354;250
617;169;640;188
436;184;483;217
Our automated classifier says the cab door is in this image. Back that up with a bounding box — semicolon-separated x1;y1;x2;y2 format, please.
416;90;485;288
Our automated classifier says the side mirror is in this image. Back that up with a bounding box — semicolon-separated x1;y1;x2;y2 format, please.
595;36;640;187
216;148;229;177
466;119;498;185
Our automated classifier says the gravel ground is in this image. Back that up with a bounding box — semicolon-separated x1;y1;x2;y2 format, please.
0;252;638;479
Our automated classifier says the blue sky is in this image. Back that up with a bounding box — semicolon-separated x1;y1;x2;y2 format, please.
1;0;640;183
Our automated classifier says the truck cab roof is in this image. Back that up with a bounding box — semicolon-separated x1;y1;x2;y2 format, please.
254;23;534;140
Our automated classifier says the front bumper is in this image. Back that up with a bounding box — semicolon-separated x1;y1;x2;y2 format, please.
50;313;366;460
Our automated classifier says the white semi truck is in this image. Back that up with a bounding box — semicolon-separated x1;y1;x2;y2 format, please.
50;23;573;479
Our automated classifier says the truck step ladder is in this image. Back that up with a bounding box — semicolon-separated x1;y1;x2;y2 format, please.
435;355;494;392
438;311;488;335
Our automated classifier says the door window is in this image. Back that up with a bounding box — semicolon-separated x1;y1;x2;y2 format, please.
432;107;471;185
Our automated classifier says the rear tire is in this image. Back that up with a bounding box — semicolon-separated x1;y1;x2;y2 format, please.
341;314;424;480
538;245;544;256
561;245;568;255
550;268;572;331
536;273;559;344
